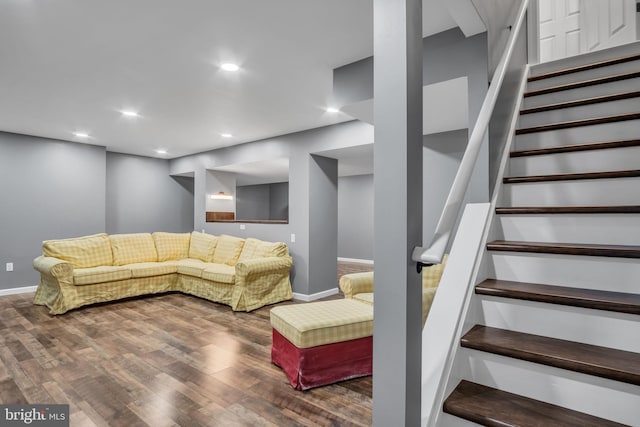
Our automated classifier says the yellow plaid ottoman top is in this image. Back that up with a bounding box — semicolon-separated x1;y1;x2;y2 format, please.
270;299;373;349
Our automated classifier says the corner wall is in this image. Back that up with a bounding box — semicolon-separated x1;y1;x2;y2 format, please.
0;132;106;290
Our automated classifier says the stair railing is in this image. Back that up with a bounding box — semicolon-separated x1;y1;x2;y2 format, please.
412;0;530;268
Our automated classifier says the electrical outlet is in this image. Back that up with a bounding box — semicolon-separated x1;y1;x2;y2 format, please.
201;229;205;233
6;262;13;272
240;224;246;230
290;233;296;243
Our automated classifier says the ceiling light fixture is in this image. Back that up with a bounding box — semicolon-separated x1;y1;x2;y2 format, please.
221;133;233;138
210;191;233;200
326;107;340;113
73;132;89;138
155;149;167;155
221;63;239;72
121;110;139;117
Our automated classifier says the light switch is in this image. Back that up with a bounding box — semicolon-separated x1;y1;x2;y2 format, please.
6;262;13;272
291;233;296;243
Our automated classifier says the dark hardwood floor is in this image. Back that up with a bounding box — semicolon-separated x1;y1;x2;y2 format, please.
0;261;374;426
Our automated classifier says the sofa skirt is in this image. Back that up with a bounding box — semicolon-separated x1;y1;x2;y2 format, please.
271;328;372;390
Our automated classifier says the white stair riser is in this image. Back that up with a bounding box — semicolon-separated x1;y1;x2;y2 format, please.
496;214;640;246
509;146;640;176
519;97;640;128
487;252;640;294
527;60;640;92
437;413;479;427
522;77;640;109
529;41;640;77
473;296;640;353
501;177;640;206
514;120;640;150
459;349;640;426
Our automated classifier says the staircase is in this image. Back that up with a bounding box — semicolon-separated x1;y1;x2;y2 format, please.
440;43;640;426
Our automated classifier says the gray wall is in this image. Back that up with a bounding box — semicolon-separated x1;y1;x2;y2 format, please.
106;152;193;234
236;184;270;221
269;182;289;221
169;120;374;295
338;174;374;260
0;132;106;290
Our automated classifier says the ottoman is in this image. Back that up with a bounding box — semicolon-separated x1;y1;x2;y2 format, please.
270;299;374;390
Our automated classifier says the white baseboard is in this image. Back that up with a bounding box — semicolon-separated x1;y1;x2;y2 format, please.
292;287;339;302
0;285;37;297
337;257;374;265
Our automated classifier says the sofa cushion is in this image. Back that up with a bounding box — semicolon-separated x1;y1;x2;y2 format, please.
43;233;113;268
128;261;178;278
189;231;218;262
152;232;190;261
176;258;208;278
110;233;158;266
73;266;132;286
202;264;236;284
237;238;288;262
353;293;373;305
212;235;245;266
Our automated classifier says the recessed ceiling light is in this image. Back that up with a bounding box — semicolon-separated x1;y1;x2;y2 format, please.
221;63;239;72
326;107;340;113
155;149;167;155
121;110;139;117
221;133;233;138
73;132;89;138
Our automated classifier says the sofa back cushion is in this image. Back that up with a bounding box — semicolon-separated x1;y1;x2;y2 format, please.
43;233;113;268
237;238;288;262
110;233;158;265
188;231;218;262
152;232;191;261
212;234;245;266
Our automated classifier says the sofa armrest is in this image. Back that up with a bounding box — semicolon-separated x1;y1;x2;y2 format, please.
33;256;73;280
339;271;374;298
235;256;293;278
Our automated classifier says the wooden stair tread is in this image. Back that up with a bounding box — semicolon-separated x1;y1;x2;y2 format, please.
503;169;640;184
496;206;640;214
443;380;625;427
516;112;640;135
461;325;640;385
524;70;640;97
487;240;640;259
521;90;640;115
510;139;640;157
528;52;640;82
476;279;640;315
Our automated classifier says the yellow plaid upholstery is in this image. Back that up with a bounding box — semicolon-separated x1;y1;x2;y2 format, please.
176;258;207;278
189;231;218;262
270;299;373;348
212;234;245;266
202;264;235;284
152;232;190;261
338;255;447;327
43;233;113;268
110;233;158;265
73;266;132;286
128;261;178;278
237;238;289;262
353;292;373;305
33;233;293;314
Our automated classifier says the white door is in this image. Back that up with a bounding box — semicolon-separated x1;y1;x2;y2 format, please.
538;0;637;63
538;0;582;63
580;0;637;53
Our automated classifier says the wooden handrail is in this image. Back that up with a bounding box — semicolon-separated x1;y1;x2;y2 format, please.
412;0;530;267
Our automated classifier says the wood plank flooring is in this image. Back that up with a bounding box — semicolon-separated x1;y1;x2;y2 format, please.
0;261;375;426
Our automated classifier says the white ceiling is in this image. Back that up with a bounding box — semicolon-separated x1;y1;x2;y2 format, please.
0;0;458;159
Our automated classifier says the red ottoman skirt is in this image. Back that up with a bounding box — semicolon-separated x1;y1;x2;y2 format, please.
271;328;372;390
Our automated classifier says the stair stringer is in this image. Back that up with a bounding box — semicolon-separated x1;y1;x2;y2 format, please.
421;67;529;427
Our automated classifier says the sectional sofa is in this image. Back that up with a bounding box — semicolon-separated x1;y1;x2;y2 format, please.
33;231;293;314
